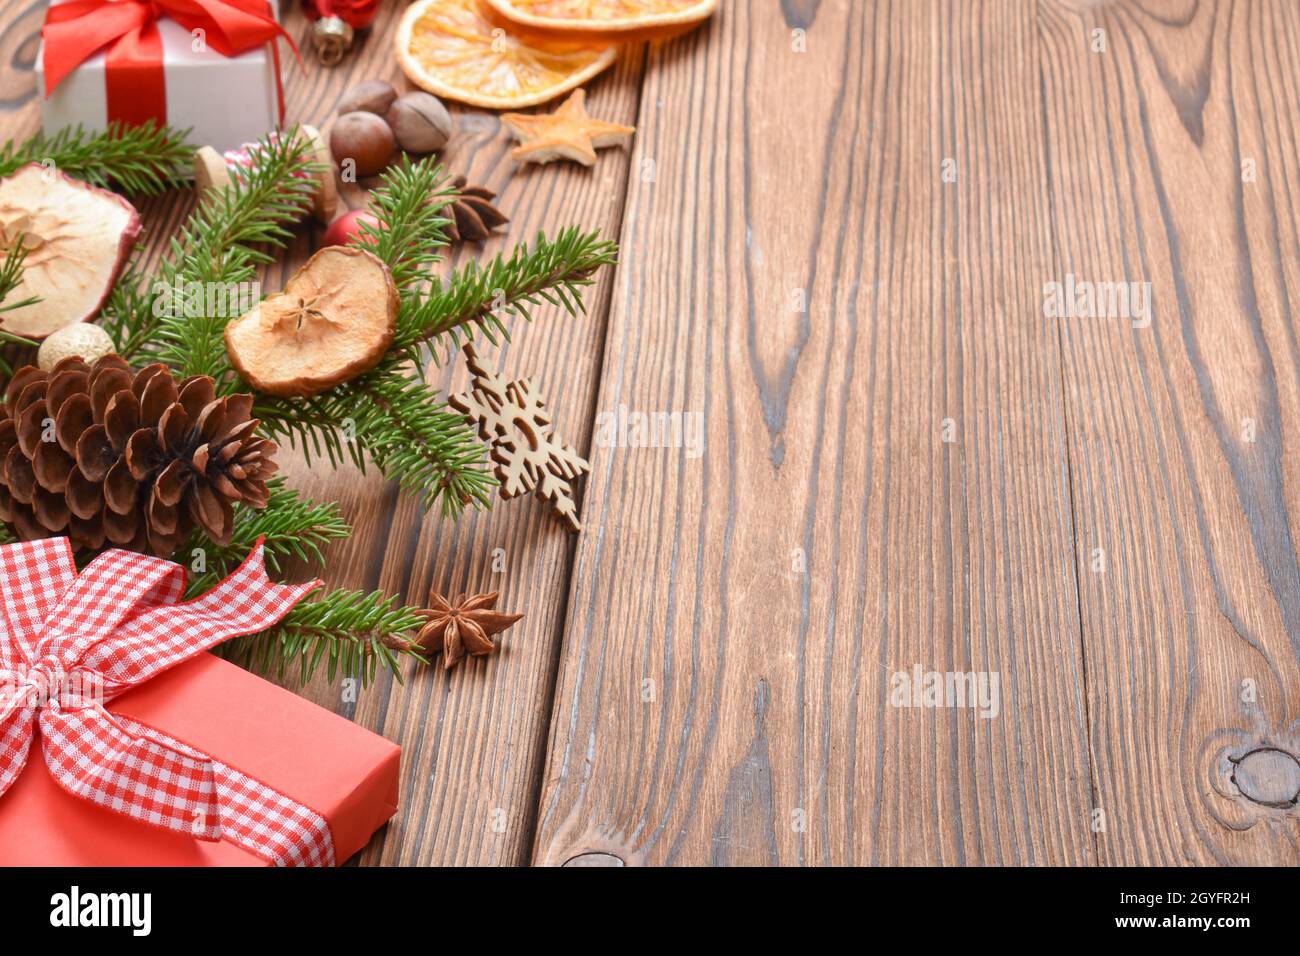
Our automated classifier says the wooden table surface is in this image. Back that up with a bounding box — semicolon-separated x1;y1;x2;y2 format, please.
2;0;1298;866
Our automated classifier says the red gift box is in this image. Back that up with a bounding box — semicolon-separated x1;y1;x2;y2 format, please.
0;539;399;866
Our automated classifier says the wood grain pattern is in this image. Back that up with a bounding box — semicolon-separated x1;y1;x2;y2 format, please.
2;0;1297;866
1038;0;1300;864
273;5;646;866
0;1;643;865
532;0;1095;866
345;52;646;868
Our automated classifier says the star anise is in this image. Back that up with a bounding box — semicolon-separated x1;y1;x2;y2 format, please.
415;591;523;668
446;176;508;243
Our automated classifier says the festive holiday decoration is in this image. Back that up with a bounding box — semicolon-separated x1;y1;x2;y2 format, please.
304;0;382;65
502;90;635;167
37;322;116;371
321;209;380;248
445;176;509;243
39;0;291;152
0;123;616;685
305;0;382;29
0;122;191;196
225;246;398;398
395;0;617;110
311;15;355;66
484;0;719;40
395;590;523;668
0;355;278;556
0;537;400;867
0;164;140;338
450;345;590;532
194;126;338;224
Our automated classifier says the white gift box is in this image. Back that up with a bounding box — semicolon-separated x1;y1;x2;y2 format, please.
35;0;283;153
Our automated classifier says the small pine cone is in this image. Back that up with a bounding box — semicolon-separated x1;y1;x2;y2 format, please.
0;354;278;557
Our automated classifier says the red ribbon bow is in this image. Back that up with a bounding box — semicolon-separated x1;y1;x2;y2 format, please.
0;538;332;865
43;0;295;129
303;0;381;30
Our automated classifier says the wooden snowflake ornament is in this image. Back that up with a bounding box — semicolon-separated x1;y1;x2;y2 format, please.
450;345;590;532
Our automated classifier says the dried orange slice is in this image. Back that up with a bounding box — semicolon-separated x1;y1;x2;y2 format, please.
395;0;618;110
482;0;718;40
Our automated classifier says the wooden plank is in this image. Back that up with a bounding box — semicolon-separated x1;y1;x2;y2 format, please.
0;3;644;865
532;0;1095;865
256;7;645;866
1037;0;1300;864
347;55;645;865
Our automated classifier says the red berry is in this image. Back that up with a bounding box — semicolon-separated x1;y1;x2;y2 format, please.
321;209;379;248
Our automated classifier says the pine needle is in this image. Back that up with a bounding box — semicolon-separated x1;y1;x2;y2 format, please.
0;121;191;195
184;480;425;685
403;225;617;360
252;157;617;516
103;126;318;373
183;478;352;589
222;589;427;686
350;155;457;291
0;243;39;377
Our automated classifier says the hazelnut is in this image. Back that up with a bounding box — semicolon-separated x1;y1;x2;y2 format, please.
337;79;397;117
386;92;453;154
330;111;396;178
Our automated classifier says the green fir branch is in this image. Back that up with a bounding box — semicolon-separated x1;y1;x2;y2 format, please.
0;121;191;195
350;156;456;292
401;226;617;361
223;589;426;686
183;478;352;592
97;257;154;360
184;480;423;685
248;157;615;515
256;364;496;515
106;127;318;374
0;241;35;311
0;243;40;378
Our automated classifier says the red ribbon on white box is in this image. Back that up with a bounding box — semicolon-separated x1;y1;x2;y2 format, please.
42;0;294;129
0;537;336;866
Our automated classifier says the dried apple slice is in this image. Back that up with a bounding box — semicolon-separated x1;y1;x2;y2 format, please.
0;163;141;339
225;245;398;398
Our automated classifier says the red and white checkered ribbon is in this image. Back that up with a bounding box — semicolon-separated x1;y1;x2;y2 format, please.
0;537;337;866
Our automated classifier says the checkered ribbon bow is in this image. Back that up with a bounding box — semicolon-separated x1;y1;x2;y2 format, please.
0;537;336;866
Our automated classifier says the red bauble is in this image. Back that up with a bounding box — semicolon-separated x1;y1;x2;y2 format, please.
321;210;379;248
302;0;381;29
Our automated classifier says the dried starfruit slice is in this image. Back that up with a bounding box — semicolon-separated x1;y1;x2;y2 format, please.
0;163;141;339
225;245;398;398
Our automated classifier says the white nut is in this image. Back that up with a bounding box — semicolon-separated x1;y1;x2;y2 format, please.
37;322;117;372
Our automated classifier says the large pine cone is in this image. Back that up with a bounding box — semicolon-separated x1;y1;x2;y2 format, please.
0;354;277;556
